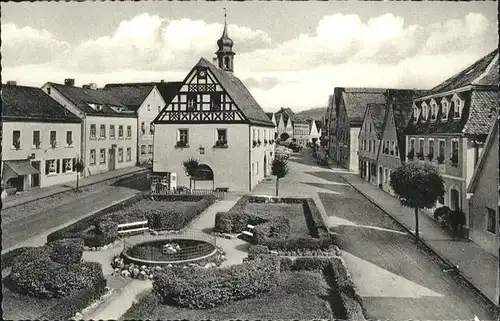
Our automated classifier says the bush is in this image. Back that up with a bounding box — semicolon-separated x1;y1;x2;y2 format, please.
214;212;232;233
48;238;84;265
304;199;329;237
433;206;451;221
279;257;294;272
292;257;332;271
10;246;52;269
40;277;107;320
1;247;33;269
7;255;106;299
265;235;334;251
153;256;281;309
120;292;160;320
247;245;270;259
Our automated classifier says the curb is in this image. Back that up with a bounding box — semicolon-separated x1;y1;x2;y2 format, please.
2;168;149;210
339;175;500;312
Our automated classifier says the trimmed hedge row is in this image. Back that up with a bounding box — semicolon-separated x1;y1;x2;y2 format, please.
153;256;281;309
1;246;33;270
48;238;84;265
246;196;304;204
265;234;335;251
304;198;329;237
214;211;268;234
7;245;106;299
47;194;216;247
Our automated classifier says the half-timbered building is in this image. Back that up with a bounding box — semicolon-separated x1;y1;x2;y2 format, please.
152;20;275;192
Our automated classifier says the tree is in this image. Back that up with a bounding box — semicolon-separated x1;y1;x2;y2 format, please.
271;156;290;196
74;158;85;192
280;132;290;141
390;161;445;240
182;158;199;190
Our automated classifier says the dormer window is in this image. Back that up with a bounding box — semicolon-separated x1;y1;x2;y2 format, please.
412;103;419;122
430;99;438;121
421;102;429;121
441;98;449;121
451;93;463;119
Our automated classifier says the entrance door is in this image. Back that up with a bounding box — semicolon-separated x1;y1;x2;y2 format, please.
378;166;383;188
450;189;460;211
31;161;40;187
109;148;116;171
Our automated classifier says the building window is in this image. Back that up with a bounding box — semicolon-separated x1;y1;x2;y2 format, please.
413;105;418;121
118;148;124;162
384;168;388;183
32;130;40;147
150;123;155;135
100;125;106;139
390;141;396;155
452;97;462;118
148;145;153;154
110;125;115;139
147;104;151;111
410;138;415;151
217;129;227;143
187;93;197;110
486;207;496;234
118;125;124;138
419;138;424;155
62;158;72;173
439;140;446;158
47;87;51;95
90;124;96;139
211;93;221;111
99;148;106;164
141;122;146;135
442;100;449;121
46;159;57;174
126;148;132;161
66;131;73;146
178;129;189;145
127;125;132;138
428;139;434;156
50;131;57;146
90;149;96;165
141;145;147;155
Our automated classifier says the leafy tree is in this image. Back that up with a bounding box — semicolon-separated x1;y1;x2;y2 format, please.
280;132;290;141
182;158;199;190
74;158;85;192
390;161;444;240
271;156;290;196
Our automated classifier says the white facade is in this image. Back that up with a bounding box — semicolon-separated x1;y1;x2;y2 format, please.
137;87;166;164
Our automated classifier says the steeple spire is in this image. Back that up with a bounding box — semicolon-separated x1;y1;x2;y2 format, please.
215;7;235;72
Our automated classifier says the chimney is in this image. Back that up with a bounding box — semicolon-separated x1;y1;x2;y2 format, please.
160;80;164;83
89;83;97;90
6;81;17;85
64;78;75;87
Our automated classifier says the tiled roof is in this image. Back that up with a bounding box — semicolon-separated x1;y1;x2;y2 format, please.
367;103;387;138
103;83;155;111
463;90;499;136
2;84;80;122
265;112;274;120
393;101;414;137
290;114;309;124
198;58;274;127
341;88;387;123
48;82;131;116
417;49;499;98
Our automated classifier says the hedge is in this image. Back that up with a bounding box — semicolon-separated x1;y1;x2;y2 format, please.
304;198;329;237
120;291;160;320
47;194;216;245
153;256;281;309
48;238;84;265
1;246;33;270
264;235;335;251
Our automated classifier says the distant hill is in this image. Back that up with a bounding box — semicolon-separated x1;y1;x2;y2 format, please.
295;107;327;120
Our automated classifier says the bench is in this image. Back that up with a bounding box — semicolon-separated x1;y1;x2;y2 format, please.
117;220;149;235
215;187;229;192
241;224;255;238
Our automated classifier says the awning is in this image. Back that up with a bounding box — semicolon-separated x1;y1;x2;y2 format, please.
3;160;40;177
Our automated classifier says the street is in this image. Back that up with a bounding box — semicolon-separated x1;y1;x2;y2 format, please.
253;149;498;320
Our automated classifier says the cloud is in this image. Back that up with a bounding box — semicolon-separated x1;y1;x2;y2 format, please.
1;23;70;65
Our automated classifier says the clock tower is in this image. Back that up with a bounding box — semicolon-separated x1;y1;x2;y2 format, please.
215;8;235;72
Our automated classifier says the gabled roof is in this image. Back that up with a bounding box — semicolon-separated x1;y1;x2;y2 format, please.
151;81;183;106
2;84;81;123
103;83;155;111
290;114;309;124
341;88;387;123
367;103;387;138
265;112;274;120
47;82;132;117
275;107;295;125
197;58;274;127
417;49;499;99
467;117;498;193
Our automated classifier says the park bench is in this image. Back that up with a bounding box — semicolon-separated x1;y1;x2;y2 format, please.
215;187;229;192
241;224;255;238
117;220;149;235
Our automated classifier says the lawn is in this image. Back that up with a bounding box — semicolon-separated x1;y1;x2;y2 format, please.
242;203;311;237
2;281;58;320
120;271;334;320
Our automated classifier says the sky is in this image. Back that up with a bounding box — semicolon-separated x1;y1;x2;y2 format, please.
2;1;498;112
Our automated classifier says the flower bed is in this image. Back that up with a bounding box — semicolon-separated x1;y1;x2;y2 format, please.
110;247;227;280
46;194;216;247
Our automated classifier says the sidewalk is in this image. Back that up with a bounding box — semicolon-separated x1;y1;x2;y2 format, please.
341;173;499;307
2;166;149;210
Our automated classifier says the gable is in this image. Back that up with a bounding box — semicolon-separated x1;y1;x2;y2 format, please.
155;65;248;124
